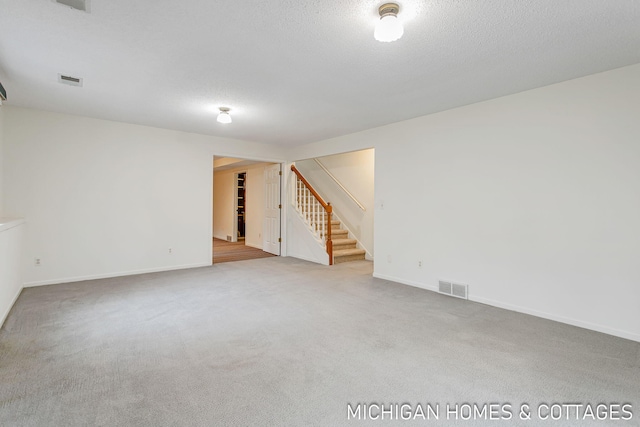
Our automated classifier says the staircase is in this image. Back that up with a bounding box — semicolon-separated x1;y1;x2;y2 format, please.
326;220;366;264
291;165;366;265
312;217;366;264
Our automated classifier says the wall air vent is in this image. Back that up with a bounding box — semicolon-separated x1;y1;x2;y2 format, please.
53;0;90;12
438;280;452;295
58;74;83;87
438;280;468;300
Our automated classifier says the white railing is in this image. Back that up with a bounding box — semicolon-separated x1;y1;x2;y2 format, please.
291;165;334;264
293;177;328;244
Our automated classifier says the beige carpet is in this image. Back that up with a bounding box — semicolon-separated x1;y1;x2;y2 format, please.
212;238;276;263
1;257;638;426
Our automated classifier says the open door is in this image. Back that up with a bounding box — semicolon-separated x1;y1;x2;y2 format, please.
263;164;281;255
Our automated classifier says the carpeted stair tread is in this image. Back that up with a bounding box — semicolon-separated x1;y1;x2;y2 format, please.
332;238;357;248
333;248;366;257
294;181;365;265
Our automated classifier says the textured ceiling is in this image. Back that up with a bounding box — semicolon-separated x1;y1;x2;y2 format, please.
1;0;639;146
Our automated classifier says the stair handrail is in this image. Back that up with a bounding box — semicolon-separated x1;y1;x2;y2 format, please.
291;164;333;265
313;158;366;211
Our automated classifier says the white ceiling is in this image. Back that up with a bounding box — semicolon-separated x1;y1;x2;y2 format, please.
1;1;639;146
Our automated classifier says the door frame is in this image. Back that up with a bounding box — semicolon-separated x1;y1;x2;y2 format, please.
211;156;287;264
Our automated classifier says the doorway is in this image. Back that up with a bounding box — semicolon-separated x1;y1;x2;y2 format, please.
212;157;282;263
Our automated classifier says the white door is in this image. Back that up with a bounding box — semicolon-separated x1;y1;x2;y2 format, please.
263;164;281;255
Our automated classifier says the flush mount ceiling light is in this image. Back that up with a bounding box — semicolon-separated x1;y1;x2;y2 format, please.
217;107;232;124
374;3;404;42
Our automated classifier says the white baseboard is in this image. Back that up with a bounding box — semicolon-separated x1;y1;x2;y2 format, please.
469;294;640;343
286;253;329;266
373;273;439;293
23;262;212;288
0;286;23;328
372;273;639;343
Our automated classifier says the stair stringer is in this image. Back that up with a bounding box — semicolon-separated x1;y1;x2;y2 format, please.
330;211;373;261
287;199;330;266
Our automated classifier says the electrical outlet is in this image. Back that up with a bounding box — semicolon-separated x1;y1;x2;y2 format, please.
34;258;41;267
168;248;172;254
418;260;422;267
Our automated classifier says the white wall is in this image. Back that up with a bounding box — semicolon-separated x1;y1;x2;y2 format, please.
2;106;286;286
0;106;4;214
295;149;375;257
3;64;639;342
213;162;272;248
286;206;330;266
290;63;640;342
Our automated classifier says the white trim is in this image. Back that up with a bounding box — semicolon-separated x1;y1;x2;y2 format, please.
23;262;211;288
372;273;438;292
213;158;287;257
373;272;639;343
469;295;640;343
212;151;285;165
279;163;291;258
0;286;23;328
285;253;329;266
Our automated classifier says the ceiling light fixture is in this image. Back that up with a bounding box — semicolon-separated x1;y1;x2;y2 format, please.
374;3;403;42
217;107;232;124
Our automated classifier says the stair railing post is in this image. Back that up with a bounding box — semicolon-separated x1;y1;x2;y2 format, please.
326;203;333;265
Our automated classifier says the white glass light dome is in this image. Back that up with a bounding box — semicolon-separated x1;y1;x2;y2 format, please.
374;3;403;42
374;14;403;42
217;108;232;124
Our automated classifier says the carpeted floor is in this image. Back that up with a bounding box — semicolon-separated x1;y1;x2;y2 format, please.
213;238;276;263
0;257;638;426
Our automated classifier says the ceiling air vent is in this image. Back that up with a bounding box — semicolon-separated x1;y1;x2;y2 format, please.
53;0;90;12
58;74;83;87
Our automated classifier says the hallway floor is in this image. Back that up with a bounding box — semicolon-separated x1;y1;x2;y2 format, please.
212;238;276;263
